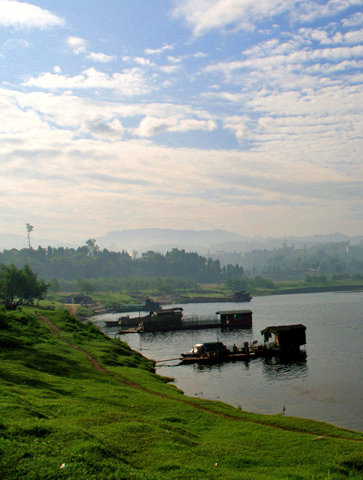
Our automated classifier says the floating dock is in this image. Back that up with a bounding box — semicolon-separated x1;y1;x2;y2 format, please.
118;321;222;334
117;309;253;334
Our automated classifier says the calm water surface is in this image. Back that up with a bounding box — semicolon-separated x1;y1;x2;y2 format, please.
94;292;363;432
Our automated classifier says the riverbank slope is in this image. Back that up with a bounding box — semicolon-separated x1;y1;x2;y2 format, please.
0;308;362;479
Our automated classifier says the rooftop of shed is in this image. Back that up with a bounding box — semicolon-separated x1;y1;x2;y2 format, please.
216;310;252;315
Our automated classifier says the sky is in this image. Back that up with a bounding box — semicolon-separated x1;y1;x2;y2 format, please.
0;0;362;243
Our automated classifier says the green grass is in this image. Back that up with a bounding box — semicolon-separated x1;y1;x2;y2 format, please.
0;307;362;479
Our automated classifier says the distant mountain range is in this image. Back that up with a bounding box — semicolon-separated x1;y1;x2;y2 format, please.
0;229;362;255
97;229;363;253
97;228;242;251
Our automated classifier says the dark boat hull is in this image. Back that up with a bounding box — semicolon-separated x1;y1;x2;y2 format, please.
105;320;120;327
181;352;255;364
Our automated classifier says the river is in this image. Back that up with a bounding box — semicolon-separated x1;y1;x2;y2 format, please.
93;291;363;432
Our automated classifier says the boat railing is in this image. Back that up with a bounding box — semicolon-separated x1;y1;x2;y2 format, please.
182;314;220;326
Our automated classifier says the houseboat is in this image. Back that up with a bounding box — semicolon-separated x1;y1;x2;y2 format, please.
181;341;255;364
216;309;252;328
253;324;307;357
137;307;183;333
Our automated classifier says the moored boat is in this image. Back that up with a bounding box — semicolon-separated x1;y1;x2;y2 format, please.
180;341;255;364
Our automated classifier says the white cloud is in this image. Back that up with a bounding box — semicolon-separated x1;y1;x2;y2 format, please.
193;52;208;58
133;57;155;66
0;84;362;239
299;27;363;45
87;52;116;63
0;87;214;133
145;43;174;55
172;0;363;36
3;38;30;49
342;11;363;26
344;29;363;43
205;44;363;83
0;0;64;29
23;67;154;96
81;118;124;140
167;56;182;64
66;36;87;54
202;91;244;103
223;116;251;144
53;65;61;73
293;0;363;23
159;64;181;74
135;115;216;137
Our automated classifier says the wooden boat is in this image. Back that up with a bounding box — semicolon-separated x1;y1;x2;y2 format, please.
180;342;255;364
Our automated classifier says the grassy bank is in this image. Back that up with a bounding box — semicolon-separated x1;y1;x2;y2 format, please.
0;307;362;479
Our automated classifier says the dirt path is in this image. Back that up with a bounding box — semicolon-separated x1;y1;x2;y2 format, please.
36;313;108;373
36;312;362;442
65;304;78;316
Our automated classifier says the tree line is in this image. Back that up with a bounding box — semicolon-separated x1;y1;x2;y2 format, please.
235;241;363;279
0;242;244;283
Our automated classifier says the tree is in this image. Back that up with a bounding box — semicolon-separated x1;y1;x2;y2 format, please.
225;276;249;291
49;278;61;293
26;223;34;249
85;239;99;256
0;264;48;307
77;278;95;295
0;264;24;306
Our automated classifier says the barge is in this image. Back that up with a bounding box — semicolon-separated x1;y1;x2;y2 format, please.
178;290;252;304
118;308;253;334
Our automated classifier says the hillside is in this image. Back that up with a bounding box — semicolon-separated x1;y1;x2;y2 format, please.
0;307;362;479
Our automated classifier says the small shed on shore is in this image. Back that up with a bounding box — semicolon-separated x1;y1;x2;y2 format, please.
261;324;306;352
217;309;252;328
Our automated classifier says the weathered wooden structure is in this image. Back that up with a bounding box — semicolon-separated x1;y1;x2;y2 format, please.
217;309;252;328
137;308;183;332
261;324;306;353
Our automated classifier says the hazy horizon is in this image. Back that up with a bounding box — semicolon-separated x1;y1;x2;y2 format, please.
0;228;361;254
1;1;362;240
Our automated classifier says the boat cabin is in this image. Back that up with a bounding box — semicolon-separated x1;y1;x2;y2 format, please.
137;307;183;332
232;291;252;302
261;324;306;352
217;309;252;328
184;342;229;357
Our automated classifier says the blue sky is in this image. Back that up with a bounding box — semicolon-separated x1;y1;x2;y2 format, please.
0;0;362;242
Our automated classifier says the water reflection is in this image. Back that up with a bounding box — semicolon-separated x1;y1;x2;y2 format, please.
184;357;252;373
261;354;308;381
